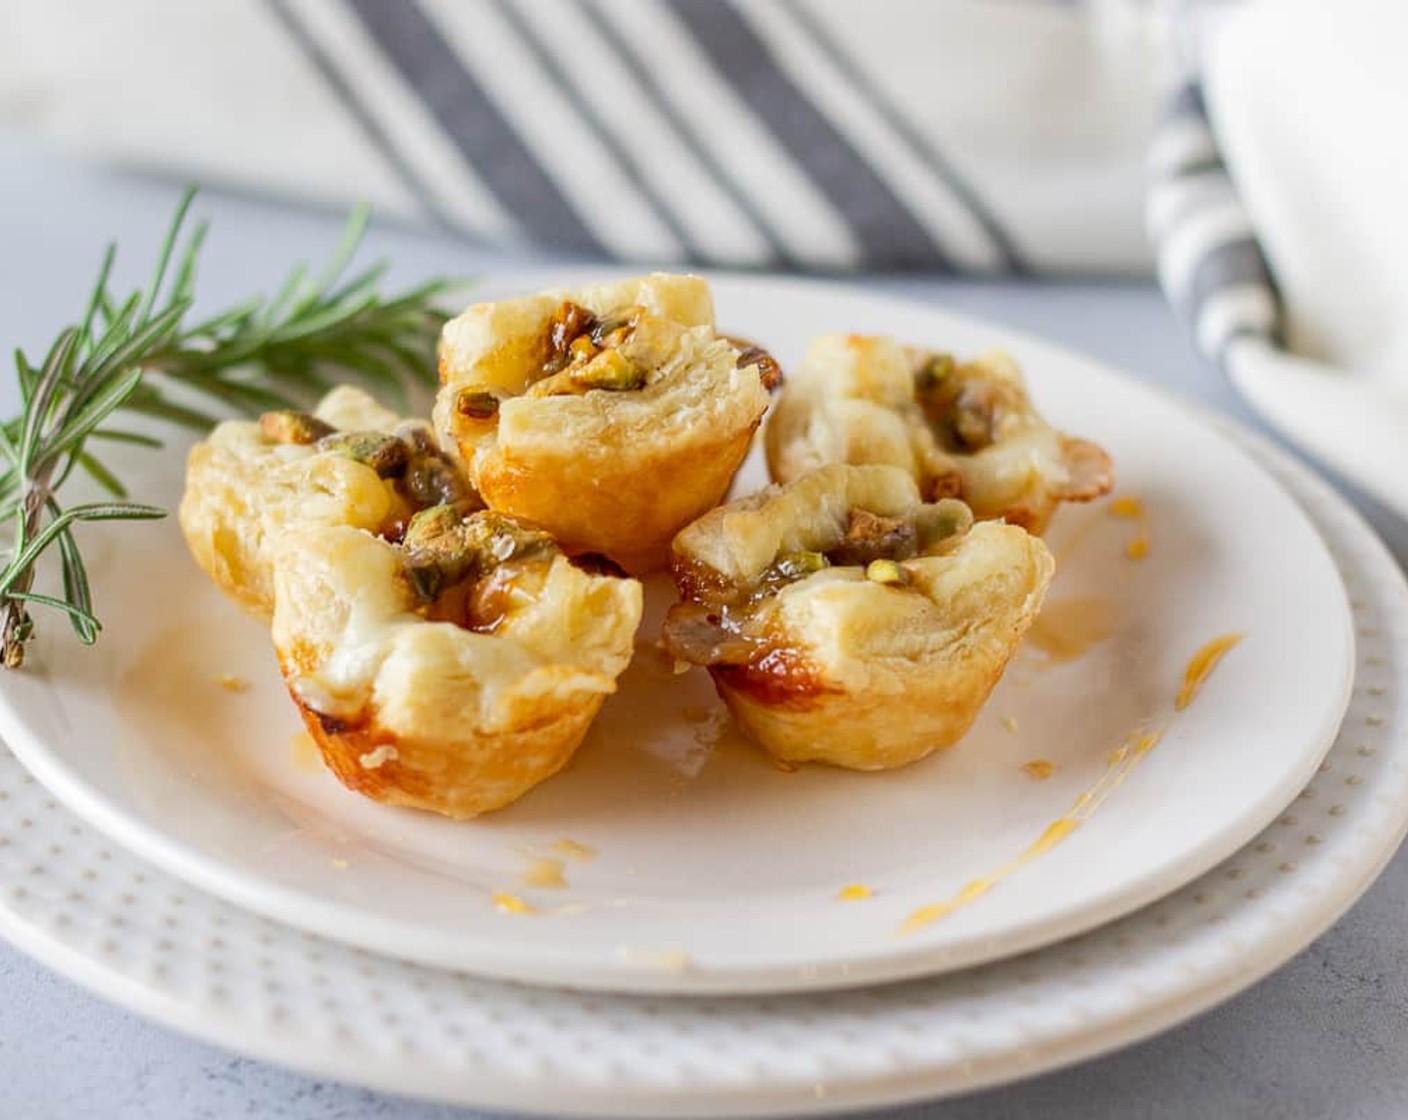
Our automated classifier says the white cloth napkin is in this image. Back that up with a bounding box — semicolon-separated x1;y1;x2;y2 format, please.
1153;0;1408;521
1207;0;1408;389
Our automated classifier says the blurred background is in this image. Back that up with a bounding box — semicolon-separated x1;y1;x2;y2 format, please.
7;0;1399;516
0;0;1171;274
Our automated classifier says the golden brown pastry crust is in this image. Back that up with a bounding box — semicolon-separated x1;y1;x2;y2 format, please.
290;694;605;819
434;274;772;573
765;335;1112;534
272;520;642;818
178;386;463;618
664;464;1053;770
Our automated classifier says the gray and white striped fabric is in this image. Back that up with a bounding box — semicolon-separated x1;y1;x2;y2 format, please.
1148;79;1281;366
0;0;1169;275
1148;3;1408;528
268;0;1036;271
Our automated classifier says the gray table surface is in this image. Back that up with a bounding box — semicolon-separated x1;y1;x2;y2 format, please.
2;138;1406;1120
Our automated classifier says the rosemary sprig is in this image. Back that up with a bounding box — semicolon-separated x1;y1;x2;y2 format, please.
0;188;454;668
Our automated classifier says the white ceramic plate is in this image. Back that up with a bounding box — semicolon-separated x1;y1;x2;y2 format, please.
0;275;1355;993
0;424;1400;1116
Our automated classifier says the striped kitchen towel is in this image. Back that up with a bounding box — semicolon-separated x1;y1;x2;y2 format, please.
1150;0;1408;525
1148;78;1281;368
0;0;1171;274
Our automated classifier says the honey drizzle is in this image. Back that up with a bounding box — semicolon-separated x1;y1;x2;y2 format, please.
552;838;596;862
901;633;1242;934
492;891;535;915
1109;494;1151;560
1177;633;1244;710
521;858;568;889
290;731;321;772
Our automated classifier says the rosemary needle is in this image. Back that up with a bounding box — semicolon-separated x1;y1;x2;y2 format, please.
0;187;455;668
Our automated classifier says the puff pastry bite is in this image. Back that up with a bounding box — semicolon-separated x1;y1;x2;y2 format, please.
662;464;1053;770
180;386;477;618
434;273;777;573
272;508;643;818
766;335;1113;533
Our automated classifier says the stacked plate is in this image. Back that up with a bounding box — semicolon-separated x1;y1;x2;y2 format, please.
0;276;1403;1116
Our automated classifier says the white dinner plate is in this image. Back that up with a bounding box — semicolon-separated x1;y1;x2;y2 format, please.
0;274;1355;993
0;421;1400;1116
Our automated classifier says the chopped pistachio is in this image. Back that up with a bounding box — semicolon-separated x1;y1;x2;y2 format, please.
588;307;641;349
259;410;335;445
405;559;448;603
865;558;910;586
524;370;575;398
455;388;502;421
541;300;598;376
914;353;955;391
772;550;830;581
406;548;480;603
915;499;974;552
951;403;993;450
735;344;783;390
403;509;555;605
403;516;477;603
402;450;474;510
394;422;437;454
403;504;461;548
828;508;918;567
465;511;555;564
316;431;409;478
569;348;646;391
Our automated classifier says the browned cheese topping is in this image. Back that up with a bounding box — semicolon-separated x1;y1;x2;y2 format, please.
258;409;477;519
662;500;973;671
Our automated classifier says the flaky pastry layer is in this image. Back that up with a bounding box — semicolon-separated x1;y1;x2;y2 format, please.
666;464;1053;769
178;386;427;618
273;524;642;818
435;274;772;572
